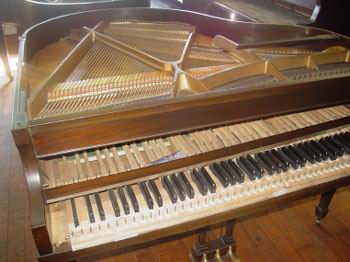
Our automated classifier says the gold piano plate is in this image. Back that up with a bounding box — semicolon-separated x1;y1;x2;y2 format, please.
26;18;350;122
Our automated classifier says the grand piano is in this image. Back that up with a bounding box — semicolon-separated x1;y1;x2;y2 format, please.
12;7;350;261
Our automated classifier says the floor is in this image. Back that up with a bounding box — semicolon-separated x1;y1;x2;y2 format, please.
0;3;350;261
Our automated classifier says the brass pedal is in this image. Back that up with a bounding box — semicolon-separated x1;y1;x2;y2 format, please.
191;237;236;262
227;246;240;262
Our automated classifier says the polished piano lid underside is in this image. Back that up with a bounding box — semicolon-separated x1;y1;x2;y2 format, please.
27;19;350;121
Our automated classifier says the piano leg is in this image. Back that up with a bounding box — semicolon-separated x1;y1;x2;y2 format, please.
223;220;239;262
315;189;337;224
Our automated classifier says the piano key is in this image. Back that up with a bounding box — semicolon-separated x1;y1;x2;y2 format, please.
130;143;148;167
254;153;275;176
288;145;307;164
142;141;157;162
320;138;342;157
99;191;116;220
280;147;301;169
84;195;95;223
170;174;186;201
333;134;350;153
103;148;117;174
246;155;263;177
95;150;108;176
317;140;336;161
297;143;319;163
70;199;79;227
126;185;139;213
111;147;126;172
305;141;326;161
283;147;305;167
309;141;329;160
75;196;89;224
94;192;106;221
182;135;201;155
157;139;171;156
51;159;62;186
227;160;245;183
290;144;316;164
108;189;120;217
147;180;163;207
199;167;216;193
326;137;345;155
139;181;154;209
191;169;208;196
123;145;139;169
83;152;95;179
265;150;288;172
270;149;290;171
220;160;240;184
236;157;256;180
161;176;178;203
75;153;87;180
209;162;230;187
155;178;172;207
117;187;130;215
177;172;195;199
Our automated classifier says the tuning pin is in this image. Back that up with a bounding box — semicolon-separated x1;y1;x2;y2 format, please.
215;249;223;262
227;246;240;262
201;253;208;262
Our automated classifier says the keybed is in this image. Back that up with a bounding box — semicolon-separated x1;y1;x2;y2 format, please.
49;126;350;250
41;105;350;189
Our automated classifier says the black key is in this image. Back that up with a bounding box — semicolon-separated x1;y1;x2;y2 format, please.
126;185;139;213
271;149;291;169
254;153;275;176
147;180;163;207
108;189;120;217
161;176;177;203
259;152;281;173
326;137;345;155
284;147;305;167
270;150;289;172
139;181;154;209
191;169;208;196
94;193;106;221
312;140;333;160
320;140;337;160
265;151;287;172
298;143;319;163
246;155;263;178
117;187;130;215
177;173;195;199
170;174;186;201
333;134;350;153
236;157;256;180
280;148;300;169
320;138;340;158
209;163;230;187
288;145;308;164
227;160;245;183
219;161;237;184
85;195;95;223
199;167;216;193
306;141;327;161
71;199;79;227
